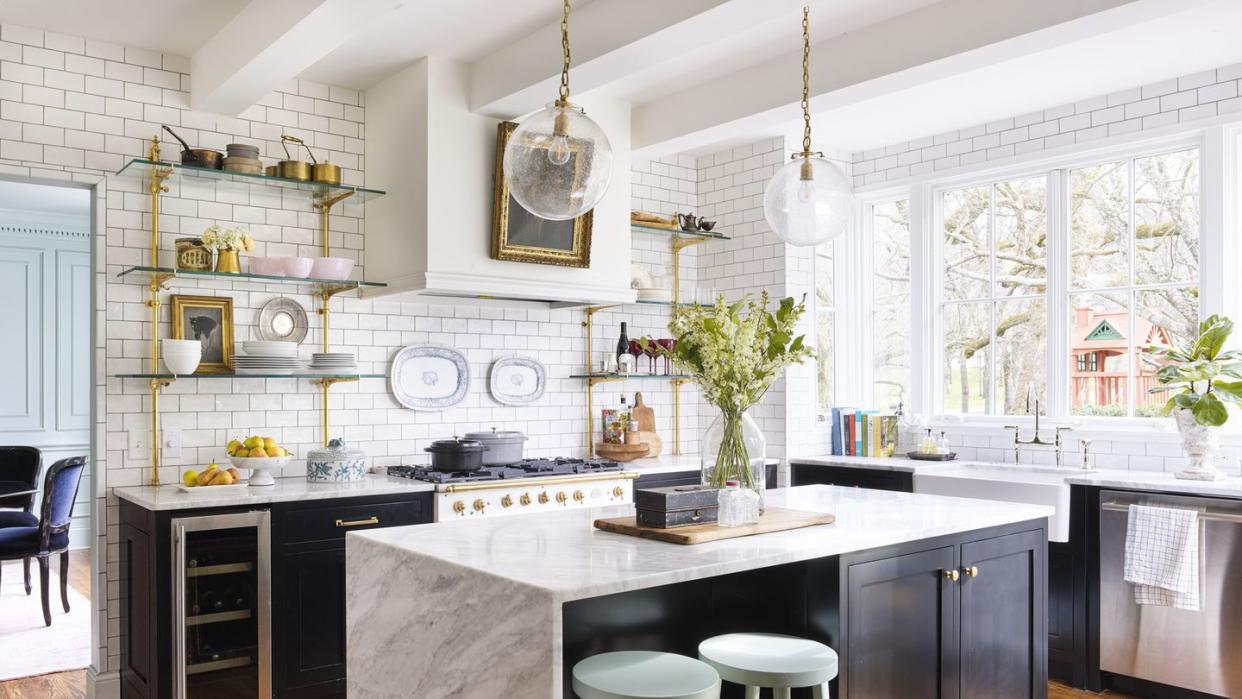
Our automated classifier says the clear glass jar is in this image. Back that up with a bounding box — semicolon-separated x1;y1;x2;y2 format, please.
718;479;760;527
702;409;767;512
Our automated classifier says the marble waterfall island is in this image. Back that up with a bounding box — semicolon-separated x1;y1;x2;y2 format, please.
346;485;1053;698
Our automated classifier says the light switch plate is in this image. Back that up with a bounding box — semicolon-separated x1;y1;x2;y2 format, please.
127;430;145;459
163;428;182;462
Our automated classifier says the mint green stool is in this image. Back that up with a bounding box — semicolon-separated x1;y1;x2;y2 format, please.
698;633;838;699
572;650;721;699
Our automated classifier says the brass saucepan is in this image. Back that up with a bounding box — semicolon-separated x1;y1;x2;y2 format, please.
281;134;341;185
278;134;311;181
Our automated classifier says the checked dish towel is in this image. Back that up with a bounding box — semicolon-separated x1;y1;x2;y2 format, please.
1123;504;1201;611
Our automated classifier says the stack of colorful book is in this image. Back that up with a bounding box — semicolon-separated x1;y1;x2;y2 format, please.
829;408;898;457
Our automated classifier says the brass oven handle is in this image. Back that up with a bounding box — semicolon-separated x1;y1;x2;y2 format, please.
336;516;380;528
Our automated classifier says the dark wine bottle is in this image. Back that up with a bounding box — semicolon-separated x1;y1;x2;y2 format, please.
232;587;248;611
615;322;629;363
200;589;224;613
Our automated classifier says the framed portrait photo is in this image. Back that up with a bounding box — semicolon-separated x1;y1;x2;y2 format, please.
491;120;593;268
170;295;234;374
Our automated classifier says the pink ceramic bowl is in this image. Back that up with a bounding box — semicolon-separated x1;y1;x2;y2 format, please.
282;256;314;278
310;256;354;280
248;257;283;276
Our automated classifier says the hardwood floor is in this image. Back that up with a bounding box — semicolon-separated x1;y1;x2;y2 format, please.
0;549;90;699
1051;680;1135;698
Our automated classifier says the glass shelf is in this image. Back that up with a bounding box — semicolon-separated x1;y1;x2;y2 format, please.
116;265;387;290
570;373;694;380
112;373;386;380
631;222;730;241
115;158;386;204
634;299;706;308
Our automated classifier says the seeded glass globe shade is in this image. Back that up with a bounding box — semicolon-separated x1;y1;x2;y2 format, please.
763;155;852;247
502;102;613;221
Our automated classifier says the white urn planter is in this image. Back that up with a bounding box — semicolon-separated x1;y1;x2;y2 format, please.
1173;408;1226;481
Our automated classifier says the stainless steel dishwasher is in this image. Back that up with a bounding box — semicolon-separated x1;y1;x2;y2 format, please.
1099;489;1242;697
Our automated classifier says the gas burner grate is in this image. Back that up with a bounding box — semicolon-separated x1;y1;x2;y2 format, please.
387;457;624;484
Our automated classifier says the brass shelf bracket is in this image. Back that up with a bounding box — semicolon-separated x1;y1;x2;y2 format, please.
313;376;359;447
312;189;356;258
671;236;709;307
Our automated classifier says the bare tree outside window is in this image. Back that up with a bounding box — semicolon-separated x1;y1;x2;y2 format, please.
815;242;834;412
1069;149;1199;416
941;177;1048;415
873;200;910;411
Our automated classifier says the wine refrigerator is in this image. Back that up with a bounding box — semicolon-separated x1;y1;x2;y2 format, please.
171;510;271;698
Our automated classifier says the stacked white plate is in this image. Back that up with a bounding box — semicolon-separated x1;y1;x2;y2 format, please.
241;341;297;357
310;352;357;373
233;354;304;375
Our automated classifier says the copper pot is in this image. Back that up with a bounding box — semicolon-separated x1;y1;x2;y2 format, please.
162;125;222;169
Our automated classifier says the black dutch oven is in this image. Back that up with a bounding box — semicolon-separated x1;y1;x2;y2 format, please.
425;437;488;472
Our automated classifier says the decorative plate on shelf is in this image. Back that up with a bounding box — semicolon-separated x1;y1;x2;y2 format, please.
488;356;547;405
256;297;309;344
390;344;470;411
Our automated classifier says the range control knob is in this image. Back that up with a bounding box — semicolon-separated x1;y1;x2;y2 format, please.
452;500;466;514
473;499;487;513
520;493;532;506
538;491;550;505
501;495;513;508
556;491;568;504
612;486;624;498
573;490;585;503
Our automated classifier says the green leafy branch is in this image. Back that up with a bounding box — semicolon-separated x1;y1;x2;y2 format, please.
1144;314;1242;426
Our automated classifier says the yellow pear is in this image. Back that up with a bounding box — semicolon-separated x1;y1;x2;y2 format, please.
249;447;269;458
227;439;242;455
263;437;277;451
196;469;213;486
269;447;288;458
182;469;199;487
244;436;261;449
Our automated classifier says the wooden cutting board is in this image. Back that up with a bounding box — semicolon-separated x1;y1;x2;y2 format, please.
595;442;650;462
632;392;656;433
594;507;835;545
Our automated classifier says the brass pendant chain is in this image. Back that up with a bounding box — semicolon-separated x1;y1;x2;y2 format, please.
557;0;571;106
801;5;812;156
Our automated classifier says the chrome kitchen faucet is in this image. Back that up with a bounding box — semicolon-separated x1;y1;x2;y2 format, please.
1003;387;1072;466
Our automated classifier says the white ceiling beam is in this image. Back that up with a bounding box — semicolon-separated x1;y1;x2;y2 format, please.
191;0;397;115
631;0;1211;157
470;0;812;119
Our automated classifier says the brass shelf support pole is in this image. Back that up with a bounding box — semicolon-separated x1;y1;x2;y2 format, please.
313;376;358;448
670;378;686;456
582;305;616;457
313;189;356;258
671;236;709;305
146;136;174;485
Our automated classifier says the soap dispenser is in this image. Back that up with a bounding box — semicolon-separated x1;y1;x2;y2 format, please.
937;431;951;455
920;429;936;454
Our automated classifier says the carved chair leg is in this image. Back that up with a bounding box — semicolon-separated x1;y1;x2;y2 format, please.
60;551;70;612
39;556;51;626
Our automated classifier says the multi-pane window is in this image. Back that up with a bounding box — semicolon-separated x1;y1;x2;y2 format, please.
941;177;1048;415
815;242;834;412
1068;149;1200;417
872;200;910;411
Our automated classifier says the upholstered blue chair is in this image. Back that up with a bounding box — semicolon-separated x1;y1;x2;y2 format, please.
0;446;42;596
0;456;85;626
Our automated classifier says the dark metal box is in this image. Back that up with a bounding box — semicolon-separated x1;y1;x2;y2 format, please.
634;484;719;511
636;505;718;528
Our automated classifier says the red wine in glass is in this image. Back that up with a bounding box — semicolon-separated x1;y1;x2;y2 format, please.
657;339;676;375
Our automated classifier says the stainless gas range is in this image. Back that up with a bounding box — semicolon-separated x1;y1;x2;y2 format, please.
388;458;638;521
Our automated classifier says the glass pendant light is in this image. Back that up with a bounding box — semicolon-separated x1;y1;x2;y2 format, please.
503;0;613;221
763;7;852;247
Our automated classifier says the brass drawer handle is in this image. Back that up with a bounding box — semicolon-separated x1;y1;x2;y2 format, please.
963;565;979;578
336;516;379;528
943;569;960;582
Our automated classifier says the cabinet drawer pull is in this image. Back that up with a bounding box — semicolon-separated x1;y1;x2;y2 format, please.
963;565;979;578
336;516;380;528
943;569;960;582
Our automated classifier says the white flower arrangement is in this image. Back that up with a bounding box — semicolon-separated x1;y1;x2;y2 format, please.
199;224;255;253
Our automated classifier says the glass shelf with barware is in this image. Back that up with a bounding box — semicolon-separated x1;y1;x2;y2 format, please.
630;222;730;241
115;158;385;204
116;265;386;291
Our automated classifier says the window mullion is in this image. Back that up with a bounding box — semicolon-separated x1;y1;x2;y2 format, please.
911;183;935;417
988;185;997;415
1046;169;1070;420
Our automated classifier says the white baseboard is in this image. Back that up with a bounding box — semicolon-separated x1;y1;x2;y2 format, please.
87;667;119;699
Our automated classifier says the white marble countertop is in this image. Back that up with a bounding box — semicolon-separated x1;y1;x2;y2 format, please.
348;484;1052;603
790;453;1242;498
114;474;435;511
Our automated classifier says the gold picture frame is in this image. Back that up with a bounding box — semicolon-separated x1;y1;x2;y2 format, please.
170;295;234;374
491;120;593;268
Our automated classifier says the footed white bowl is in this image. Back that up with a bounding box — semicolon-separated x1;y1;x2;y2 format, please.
229;455;292;487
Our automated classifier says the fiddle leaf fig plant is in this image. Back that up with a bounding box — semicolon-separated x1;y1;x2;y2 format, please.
1144;314;1242;426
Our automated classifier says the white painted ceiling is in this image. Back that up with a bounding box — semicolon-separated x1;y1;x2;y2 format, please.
0;180;90;216
0;0;247;57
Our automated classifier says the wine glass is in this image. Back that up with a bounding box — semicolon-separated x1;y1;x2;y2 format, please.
657;339;675;375
643;341;659;374
628;340;643;374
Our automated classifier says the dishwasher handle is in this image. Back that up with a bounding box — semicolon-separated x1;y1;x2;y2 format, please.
1101;500;1242;524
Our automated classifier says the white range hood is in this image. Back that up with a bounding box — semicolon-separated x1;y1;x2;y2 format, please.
362;57;634;308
